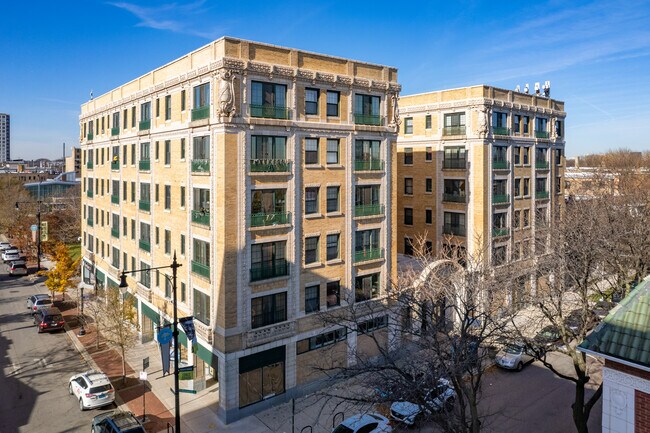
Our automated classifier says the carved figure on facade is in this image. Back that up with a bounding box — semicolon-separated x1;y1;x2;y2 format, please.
389;93;401;132
217;69;236;121
477;106;489;138
551;116;558;139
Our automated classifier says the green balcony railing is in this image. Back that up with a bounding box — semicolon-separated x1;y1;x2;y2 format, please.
354;248;384;263
492;227;510;237
191;106;210;121
191;210;210;226
250;259;289;282
250;104;289;120
535;131;549;139
250;211;291;227
443;126;466;136
111;195;119;204
354;159;385;171
111;160;119;170
191;159;210;173
443;193;466;203
536;191;550;199
192;260;211;279
111;228;119;238
443;159;466;169
87;133;94;141
86;218;93;227
86;161;93;170
493;126;510;136
139;239;151;252
86;190;93;198
493;194;510;204
139;200;150;212
250;159;291;173
354;113;382;126
535;161;549;169
139;119;151;131
111;127;119;136
493;160;510;170
354;204;385;217
139;159;151;171
443;224;466;237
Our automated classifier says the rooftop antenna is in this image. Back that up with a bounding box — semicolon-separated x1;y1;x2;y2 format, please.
90;90;94;100
515;84;521;92
534;82;541;95
543;81;551;97
524;83;529;94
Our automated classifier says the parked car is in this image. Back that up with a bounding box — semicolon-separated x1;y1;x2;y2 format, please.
70;370;116;411
7;260;28;276
390;378;456;425
532;325;562;352
91;410;145;433
495;343;533;371
27;294;51;310
33;307;65;333
0;242;13;251
2;249;23;262
332;413;392;433
29;296;53;313
592;300;617;320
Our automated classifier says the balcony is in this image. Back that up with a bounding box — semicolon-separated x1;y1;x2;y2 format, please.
535;131;549;139
139;119;151;131
111;160;119;170
191;106;210;121
191;159;210;173
139;200;150;212
354;114;382;126
191;260;210;279
443;159;466;169
111;228;119;238
111;195;119;204
86;190;93;198
354;160;385;171
244;321;296;349
493;194;510;204
250;159;291;173
191;210;210;226
250;104;289;120
87;218;93;227
536;191;550;199
493;160;510;170
139;239;151;252
493;127;510;136
443;224;466;237
354;248;384;264
87;133;94;141
354;204;385;217
111;127;119;136
443;193;466;203
492;227;509;238
139;159;151;171
250;259;289;282
250;212;291;227
86;161;93;170
535;161;549;170
443;126;466;136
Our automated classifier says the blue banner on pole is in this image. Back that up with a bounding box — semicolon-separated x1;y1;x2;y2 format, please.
179;316;198;354
158;325;172;376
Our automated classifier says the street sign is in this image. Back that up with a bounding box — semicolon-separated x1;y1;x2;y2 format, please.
30;224;38;232
139;371;148;381
40;221;48;241
158;327;173;344
143;356;150;371
179;365;194;380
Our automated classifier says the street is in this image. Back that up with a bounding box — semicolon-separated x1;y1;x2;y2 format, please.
0;266;102;433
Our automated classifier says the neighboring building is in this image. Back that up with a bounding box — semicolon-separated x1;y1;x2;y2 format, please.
579;275;650;433
0;113;9;162
79;37;399;422
396;85;566;305
24;171;80;198
66;146;81;177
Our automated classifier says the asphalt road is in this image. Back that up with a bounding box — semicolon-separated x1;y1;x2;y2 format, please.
0;266;101;433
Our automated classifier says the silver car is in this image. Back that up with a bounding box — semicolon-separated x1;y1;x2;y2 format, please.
29;297;53;313
8;260;28;276
390;378;456;425
495;343;534;371
2;249;22;262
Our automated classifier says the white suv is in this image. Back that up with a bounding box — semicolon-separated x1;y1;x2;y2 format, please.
69;370;115;410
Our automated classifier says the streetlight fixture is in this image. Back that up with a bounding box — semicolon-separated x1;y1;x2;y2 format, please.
15;200;43;272
119;252;182;433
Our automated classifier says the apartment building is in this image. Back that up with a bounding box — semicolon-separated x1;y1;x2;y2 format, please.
0;113;10;162
79;37;399;422
396;85;566;305
65;146;81;177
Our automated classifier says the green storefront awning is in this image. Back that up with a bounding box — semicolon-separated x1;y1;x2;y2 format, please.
141;302;160;325
176;326;216;368
95;269;105;284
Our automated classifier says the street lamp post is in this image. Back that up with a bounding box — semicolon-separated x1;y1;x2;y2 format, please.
15;200;43;272
119;252;182;433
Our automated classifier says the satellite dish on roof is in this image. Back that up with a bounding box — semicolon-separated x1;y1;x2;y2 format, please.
534;82;541;95
524;83;529;94
543;81;551;97
515;85;521;92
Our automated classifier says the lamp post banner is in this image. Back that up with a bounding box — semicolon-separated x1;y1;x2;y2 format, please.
159;325;172;376
179;316;198;353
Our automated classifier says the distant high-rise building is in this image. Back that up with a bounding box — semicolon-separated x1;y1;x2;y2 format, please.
0;113;10;162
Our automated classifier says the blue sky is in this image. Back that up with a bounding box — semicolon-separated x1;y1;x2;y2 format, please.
1;0;649;159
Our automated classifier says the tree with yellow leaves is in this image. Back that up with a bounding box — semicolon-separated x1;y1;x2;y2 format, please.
43;243;80;302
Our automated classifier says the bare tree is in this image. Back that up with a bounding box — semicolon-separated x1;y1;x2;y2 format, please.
101;287;139;383
84;286;106;350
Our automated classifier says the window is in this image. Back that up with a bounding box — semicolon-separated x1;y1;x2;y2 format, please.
131;219;135;240
493;212;508;232
305;88;319;115
251;189;285;217
536;177;547;194
181;90;186;111
156;98;160;117
523;116;530;134
111;247;120;268
443;212;466;236
122;217;127;236
425;115;432;129
443;113;466;135
251;241;287;281
155;227;158;247
514;115;521;134
326;234;340;261
181;282;186;303
193;136;210;160
123;145;127;163
251;81;286;111
404;207;413;225
165;95;171;120
123;109;127;129
404;238;414;256
493;145;507;165
239;347;285;408
181;138;186;159
514;178;521;197
425;209;432;224
193;83;210;109
305;187;319;214
140;101;151;122
355;273;380;302
536;148;548;166
155;141;159;160
165;277;172;298
523;209;530;227
139;261;151;288
514;209;521;229
326;186;339;213
354;93;380;124
155;184;159;203
305;236;319;264
164;140;171;165
305;284;320;313
326;91;339;117
131;107;136;127
358;315;388;333
251;135;286;162
514;146;521;165
180;186;185;208
404;148;413;164
131;143;136;165
193;238;210;277
443;146;466;169
523;178;530;196
425;241;433;256
535;117;548;134
193;289;211;325
556;176;562;194
492;111;508;132
425;178;432;193
326;139;339;164
165;230;171;254
493;179;508;198
355;139;381;167
555;120;563;137
251;292;287;328
355;184;380;208
404;177;413;195
180;234;186;255
112;112;120;132
555;149;562;165
425;146;433;161
404;117;413;134
443;179;466;201
297;328;346;354
164;185;171;210
493;245;507;266
305;138;319;165
523;147;530;165
131;181;135;202
327;281;340;308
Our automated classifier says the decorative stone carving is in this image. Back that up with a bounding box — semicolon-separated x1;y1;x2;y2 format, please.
389;92;401;132
611;388;627;416
216;69;236;121
477;106;489;138
551;117;558;139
